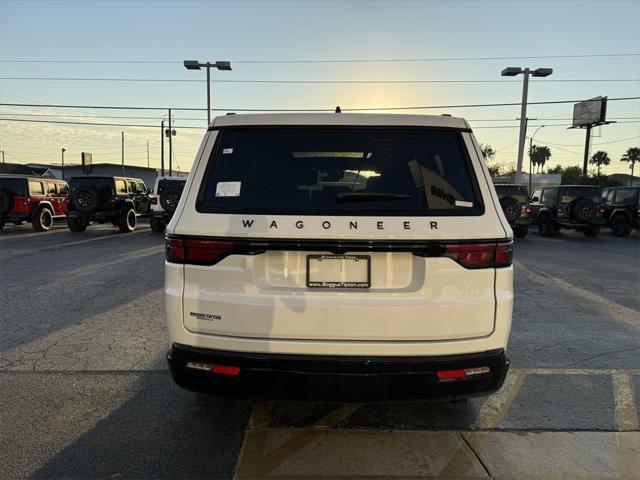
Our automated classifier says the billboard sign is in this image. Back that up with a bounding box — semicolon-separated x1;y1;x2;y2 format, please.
81;152;93;175
572;96;607;128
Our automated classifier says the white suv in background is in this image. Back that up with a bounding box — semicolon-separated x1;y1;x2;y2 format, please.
165;113;514;400
149;176;186;233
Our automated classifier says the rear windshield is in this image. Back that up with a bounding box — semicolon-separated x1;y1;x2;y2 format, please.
197;128;483;216
560;187;601;198
70;177;115;194
0;178;28;196
494;185;528;197
157;179;186;194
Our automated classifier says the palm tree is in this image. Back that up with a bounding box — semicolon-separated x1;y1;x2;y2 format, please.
589;151;611;176
621;147;640;185
530;145;552;174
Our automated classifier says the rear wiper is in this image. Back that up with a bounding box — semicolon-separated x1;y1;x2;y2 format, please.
336;192;413;203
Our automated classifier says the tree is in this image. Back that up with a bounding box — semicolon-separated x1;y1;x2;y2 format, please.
480;143;502;177
560;165;584;184
589;151;611;176
480;144;496;161
621;147;640;184
529;145;552;173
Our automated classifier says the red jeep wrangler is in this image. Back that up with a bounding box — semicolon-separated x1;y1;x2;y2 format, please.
0;175;69;231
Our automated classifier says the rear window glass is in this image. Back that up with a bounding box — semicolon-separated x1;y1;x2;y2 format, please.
0;178;28;196
494;185;528;197
157;179;186;194
560;187;600;203
197;128;483;216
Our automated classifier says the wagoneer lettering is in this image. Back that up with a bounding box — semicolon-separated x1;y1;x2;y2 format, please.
165;113;513;400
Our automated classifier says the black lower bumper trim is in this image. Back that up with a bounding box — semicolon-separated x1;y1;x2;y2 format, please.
167;343;509;401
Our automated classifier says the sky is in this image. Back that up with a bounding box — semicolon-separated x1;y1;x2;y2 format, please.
0;0;639;175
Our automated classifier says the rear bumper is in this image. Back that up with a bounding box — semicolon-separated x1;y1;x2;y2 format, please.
167;343;509;400
556;218;606;227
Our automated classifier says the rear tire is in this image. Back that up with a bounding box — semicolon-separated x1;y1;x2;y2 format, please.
538;216;554;237
611;215;632;237
500;197;521;222
118;208;136;233
67;216;87;232
32;207;53;232
514;225;529;238
583;225;600;237
150;216;166;233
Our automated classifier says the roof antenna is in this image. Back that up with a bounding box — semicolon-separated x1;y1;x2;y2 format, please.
335;106;341;113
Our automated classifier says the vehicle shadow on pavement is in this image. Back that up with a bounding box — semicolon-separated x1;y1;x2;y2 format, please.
27;370;252;480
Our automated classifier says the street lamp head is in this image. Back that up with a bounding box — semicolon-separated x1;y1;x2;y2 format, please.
501;67;523;77
215;61;232;71
532;68;553;77
183;60;201;70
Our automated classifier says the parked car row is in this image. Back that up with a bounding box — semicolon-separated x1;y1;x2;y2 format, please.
494;184;639;238
0;174;186;233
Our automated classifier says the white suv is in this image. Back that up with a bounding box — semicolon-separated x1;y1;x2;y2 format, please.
165;113;513;400
149;176;186;233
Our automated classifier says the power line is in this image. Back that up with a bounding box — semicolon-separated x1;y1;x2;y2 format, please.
2;116;637;130
1;96;638;112
2;76;639;84
2;111;638;122
0;117;204;129
0;53;638;64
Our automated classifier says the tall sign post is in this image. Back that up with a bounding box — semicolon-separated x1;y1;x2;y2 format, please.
570;96;615;181
81;152;93;175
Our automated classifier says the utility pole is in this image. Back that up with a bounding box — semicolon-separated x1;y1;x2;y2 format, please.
146;140;150;168
121;131;125;176
61;148;66;179
161;120;165;176
1;150;4;163
582;125;592;180
168;109;173;176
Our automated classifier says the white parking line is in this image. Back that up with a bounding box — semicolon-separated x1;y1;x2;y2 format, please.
38;226;150;251
612;372;639;431
0;226;69;241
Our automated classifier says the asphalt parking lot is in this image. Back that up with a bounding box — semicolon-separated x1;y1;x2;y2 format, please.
0;222;638;479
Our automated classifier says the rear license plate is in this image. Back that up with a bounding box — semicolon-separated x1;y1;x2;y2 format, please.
306;254;371;289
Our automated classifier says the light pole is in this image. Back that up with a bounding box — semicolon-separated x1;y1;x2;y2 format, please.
61;148;66;179
183;60;232;126
501;67;553;184
529;124;545;193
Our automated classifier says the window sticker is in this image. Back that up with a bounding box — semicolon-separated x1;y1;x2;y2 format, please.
455;200;473;208
215;181;241;197
223;148;234;155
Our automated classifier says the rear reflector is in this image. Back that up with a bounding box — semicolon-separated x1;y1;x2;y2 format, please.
444;242;512;269
166;238;235;265
185;361;241;376
150;197;158;205
437;366;491;381
211;364;241;376
436;369;466;380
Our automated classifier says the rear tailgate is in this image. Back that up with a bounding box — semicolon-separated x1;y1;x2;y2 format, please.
172;127;509;343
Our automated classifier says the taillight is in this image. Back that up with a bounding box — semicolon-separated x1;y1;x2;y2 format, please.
150;197;158;205
598;207;605;216
166;238;235;265
166;239;185;263
444;241;512;269
524;204;533;215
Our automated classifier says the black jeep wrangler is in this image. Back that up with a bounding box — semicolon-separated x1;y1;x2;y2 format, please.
67;176;150;233
493;184;532;238
601;186;639;237
530;185;605;237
